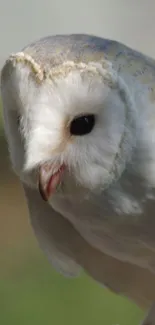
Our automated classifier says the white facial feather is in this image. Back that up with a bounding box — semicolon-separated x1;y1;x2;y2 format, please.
1;54;136;191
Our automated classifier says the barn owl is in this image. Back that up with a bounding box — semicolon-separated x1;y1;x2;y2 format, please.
1;34;155;325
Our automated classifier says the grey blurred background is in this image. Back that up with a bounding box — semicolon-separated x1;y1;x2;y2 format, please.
0;1;154;324
1;0;155;62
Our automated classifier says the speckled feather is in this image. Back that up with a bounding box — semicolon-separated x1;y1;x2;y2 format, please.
22;34;155;94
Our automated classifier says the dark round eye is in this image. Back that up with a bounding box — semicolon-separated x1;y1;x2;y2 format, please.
70;114;95;136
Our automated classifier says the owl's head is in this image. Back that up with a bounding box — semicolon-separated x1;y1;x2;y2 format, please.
1;52;135;200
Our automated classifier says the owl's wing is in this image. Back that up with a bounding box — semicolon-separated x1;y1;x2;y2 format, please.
23;184;82;277
23;184;155;310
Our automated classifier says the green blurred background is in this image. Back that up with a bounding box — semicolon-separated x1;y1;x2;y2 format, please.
0;0;154;323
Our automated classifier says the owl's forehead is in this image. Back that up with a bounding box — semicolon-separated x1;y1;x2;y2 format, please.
28;70;106;121
2;51;114;123
6;55;109;119
22;34;110;69
10;52;113;86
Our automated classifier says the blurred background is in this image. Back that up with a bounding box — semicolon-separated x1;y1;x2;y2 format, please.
0;0;154;324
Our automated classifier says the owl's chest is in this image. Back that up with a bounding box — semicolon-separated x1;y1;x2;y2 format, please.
50;186;155;272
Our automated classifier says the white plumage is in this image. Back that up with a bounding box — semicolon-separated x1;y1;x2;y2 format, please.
1;34;155;324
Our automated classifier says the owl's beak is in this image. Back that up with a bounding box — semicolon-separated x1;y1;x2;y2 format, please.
38;163;65;201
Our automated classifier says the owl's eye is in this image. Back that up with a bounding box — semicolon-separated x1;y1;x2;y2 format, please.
70;114;95;136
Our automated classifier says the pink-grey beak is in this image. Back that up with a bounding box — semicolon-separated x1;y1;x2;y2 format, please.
38;163;65;201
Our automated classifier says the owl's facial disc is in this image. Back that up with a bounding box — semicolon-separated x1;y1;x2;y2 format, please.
37;113;97;201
